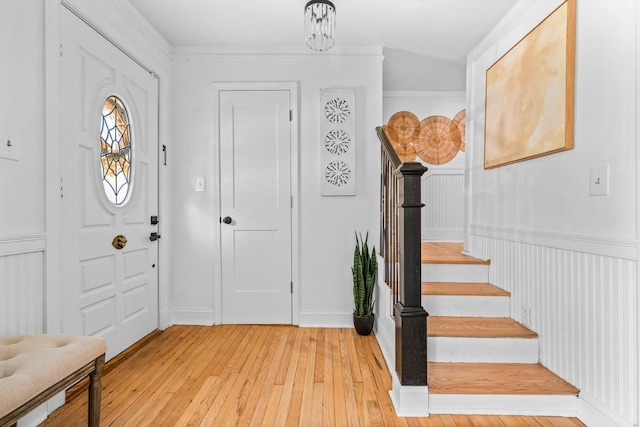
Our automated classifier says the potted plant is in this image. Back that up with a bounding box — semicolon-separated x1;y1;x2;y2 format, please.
352;232;377;335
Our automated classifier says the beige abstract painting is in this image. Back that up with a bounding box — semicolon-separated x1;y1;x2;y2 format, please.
484;0;575;169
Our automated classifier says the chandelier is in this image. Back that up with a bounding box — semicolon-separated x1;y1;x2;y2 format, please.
304;0;336;51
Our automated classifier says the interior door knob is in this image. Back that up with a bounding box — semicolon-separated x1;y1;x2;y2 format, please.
222;216;232;224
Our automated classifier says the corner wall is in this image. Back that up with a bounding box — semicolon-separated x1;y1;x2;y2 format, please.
466;0;638;425
170;51;382;326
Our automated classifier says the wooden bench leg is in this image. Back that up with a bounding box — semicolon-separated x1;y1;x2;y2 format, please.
88;354;105;427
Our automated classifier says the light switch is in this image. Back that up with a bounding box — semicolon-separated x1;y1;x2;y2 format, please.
195;176;206;192
0;134;19;161
589;165;609;196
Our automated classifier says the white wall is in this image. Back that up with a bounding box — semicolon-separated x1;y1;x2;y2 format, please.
0;1;46;338
383;91;466;241
466;0;638;425
170;51;382;326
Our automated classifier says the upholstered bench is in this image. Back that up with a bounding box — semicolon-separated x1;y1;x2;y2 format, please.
0;334;106;427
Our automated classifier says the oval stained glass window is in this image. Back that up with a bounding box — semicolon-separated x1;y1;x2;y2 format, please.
100;96;132;205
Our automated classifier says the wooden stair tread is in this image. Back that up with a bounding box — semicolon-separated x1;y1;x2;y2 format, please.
428;362;579;395
421;242;490;265
428;317;538;338
422;282;510;296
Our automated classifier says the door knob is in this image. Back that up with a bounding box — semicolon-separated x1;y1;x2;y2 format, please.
222;216;232;224
112;235;127;249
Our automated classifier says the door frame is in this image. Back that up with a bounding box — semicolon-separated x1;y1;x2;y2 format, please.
44;0;170;334
212;82;300;325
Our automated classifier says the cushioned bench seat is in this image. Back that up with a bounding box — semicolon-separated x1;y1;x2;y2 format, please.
0;334;106;427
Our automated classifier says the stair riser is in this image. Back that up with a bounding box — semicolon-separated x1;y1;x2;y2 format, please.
422;264;489;283
427;337;539;363
428;394;578;417
423;295;510;317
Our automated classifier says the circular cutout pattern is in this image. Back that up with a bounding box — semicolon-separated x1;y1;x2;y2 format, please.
415;116;461;165
324;98;351;124
325;161;352;187
383;125;416;163
387;111;420;144
325;129;351;155
452;109;466;152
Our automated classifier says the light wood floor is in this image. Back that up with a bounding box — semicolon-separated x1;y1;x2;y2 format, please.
42;325;584;426
421;242;490;265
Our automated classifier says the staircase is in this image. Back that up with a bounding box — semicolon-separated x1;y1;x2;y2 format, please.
422;242;579;416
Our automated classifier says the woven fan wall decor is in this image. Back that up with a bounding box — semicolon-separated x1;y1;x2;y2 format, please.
452;109;466;152
415;116;462;165
383;125;416;162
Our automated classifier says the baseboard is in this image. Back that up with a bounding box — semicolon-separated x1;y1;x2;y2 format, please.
429;394;577;416
170;309;214;326
389;372;429;417
298;310;352;327
578;393;635;427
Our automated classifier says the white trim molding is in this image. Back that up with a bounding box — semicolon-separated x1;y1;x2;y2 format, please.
471;224;638;260
298;310;352;328
0;234;46;256
578;394;636;427
389;373;429;417
170;309;215;326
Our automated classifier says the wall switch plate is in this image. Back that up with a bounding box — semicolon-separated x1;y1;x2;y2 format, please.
589;165;609;196
195;176;206;192
0;134;19;161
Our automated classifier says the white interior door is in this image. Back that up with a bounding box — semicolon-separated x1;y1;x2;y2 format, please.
59;7;159;360
219;90;292;324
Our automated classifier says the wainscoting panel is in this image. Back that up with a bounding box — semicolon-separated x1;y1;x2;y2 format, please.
0;236;46;336
471;233;638;425
422;170;464;241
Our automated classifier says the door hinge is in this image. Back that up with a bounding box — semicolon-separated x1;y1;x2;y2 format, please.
59;41;63;57
290;196;293;208
290;282;293;293
289;110;293;121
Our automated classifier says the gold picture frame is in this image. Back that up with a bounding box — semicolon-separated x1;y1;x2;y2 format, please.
484;0;575;169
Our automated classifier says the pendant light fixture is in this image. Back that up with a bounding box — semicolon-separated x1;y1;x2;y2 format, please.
304;0;336;51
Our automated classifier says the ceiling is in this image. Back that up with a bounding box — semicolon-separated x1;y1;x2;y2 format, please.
128;0;514;58
126;0;517;90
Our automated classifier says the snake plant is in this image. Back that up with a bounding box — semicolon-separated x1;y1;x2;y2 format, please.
352;232;377;318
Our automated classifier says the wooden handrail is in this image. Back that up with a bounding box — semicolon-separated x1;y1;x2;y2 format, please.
376;126;428;387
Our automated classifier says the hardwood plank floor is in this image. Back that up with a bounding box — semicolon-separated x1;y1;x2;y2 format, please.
428;317;538;338
42;325;583;426
421;242;490;265
422;282;510;297
429;362;579;395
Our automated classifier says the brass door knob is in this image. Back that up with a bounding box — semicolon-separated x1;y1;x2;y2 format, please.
112;235;127;249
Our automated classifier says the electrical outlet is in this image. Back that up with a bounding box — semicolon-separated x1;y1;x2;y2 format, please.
521;307;530;327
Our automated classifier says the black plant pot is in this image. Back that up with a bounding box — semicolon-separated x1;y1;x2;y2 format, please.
353;314;374;336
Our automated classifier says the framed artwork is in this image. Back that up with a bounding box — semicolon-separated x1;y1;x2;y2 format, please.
320;88;356;195
484;0;575;169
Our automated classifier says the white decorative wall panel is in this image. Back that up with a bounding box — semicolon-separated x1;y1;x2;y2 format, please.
421;170;464;241
0;236;45;336
471;232;637;424
320;88;356;196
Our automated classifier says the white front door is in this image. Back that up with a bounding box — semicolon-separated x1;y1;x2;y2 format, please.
59;7;159;360
219;90;292;324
